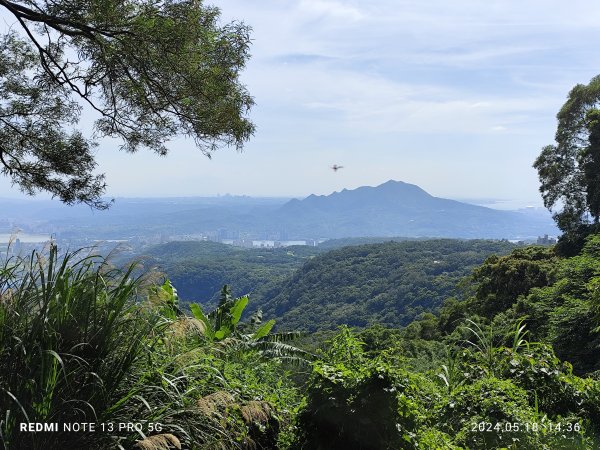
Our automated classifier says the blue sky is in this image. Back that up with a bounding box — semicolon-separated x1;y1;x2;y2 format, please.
2;0;600;206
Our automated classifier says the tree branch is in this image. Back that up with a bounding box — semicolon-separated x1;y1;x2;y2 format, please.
0;0;131;39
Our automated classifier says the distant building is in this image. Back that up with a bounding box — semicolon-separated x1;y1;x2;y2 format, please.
278;240;307;247
252;240;275;248
217;228;228;240
537;234;557;245
508;239;526;245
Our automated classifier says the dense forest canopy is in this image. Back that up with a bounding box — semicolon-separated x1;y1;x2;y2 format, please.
139;240;322;304
2;237;600;449
130;239;517;331
257;239;516;331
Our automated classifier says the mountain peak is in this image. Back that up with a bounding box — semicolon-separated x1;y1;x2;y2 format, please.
376;180;430;193
381;179;405;186
343;180;433;202
276;180;556;239
281;180;433;213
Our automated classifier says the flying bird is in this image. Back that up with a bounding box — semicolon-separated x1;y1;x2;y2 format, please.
331;164;344;172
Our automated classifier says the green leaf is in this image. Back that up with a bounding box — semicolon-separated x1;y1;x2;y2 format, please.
229;295;249;325
253;319;275;340
190;303;213;337
161;279;178;305
215;326;231;340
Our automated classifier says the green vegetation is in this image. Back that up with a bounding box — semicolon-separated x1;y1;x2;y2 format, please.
140;239;515;331
316;236;419;250
1;232;599;449
419;237;600;375
535;75;600;230
289;234;600;448
140;240;322;305
534;75;600;253
259;239;515;330
296;323;599;449
0;246;301;449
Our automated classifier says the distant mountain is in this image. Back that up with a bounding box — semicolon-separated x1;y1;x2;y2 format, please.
1;181;557;241
273;180;557;239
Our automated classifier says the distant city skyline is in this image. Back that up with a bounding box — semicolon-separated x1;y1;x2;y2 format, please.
2;1;600;207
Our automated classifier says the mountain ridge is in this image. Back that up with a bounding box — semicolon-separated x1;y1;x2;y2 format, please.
1;180;557;241
274;180;556;239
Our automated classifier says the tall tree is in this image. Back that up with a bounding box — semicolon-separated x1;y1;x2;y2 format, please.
0;0;254;208
534;75;600;232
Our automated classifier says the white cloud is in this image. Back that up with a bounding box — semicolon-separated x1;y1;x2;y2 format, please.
247;60;558;136
297;0;364;21
162;1;600;199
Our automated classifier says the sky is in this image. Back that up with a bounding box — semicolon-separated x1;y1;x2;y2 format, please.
2;0;600;207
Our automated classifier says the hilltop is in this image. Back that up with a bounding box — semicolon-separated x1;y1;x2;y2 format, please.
273;180;556;239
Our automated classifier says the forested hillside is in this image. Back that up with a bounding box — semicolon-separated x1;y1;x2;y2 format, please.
316;236;419;249
259;240;515;330
140;241;322;304
137;239;516;330
403;238;600;375
4;236;599;449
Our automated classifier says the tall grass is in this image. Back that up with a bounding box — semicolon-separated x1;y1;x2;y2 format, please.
0;245;300;449
462;318;497;376
0;245;166;448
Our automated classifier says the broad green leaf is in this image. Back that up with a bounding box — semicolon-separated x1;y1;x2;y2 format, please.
253;319;275;340
190;303;213;337
214;325;231;340
230;295;249;325
161;279;178;305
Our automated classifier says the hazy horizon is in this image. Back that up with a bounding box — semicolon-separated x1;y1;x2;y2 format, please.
0;179;545;211
1;1;599;206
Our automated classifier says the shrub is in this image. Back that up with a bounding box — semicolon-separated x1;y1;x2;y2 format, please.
294;327;438;449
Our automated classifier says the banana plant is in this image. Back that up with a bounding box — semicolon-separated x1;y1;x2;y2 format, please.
188;285;251;341
157;281;312;364
187;285;312;364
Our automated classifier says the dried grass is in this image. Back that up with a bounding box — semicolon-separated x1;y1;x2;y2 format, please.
133;433;182;450
169;317;207;337
240;401;272;424
197;391;236;419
